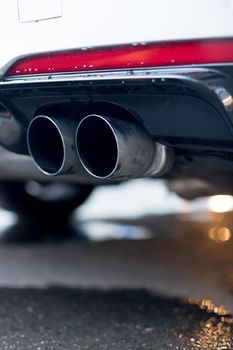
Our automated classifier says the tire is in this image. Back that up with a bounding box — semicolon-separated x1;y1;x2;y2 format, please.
0;181;94;241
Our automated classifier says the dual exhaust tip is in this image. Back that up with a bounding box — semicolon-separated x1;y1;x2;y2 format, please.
28;114;173;181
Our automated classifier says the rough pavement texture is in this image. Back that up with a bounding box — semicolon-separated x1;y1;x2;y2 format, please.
0;288;231;350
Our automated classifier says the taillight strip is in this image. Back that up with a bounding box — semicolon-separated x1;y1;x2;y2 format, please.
5;38;233;77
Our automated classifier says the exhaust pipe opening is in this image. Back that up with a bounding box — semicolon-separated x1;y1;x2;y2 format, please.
76;115;118;178
27;116;65;176
76;114;173;180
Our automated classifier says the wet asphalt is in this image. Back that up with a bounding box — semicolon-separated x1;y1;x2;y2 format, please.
0;217;232;348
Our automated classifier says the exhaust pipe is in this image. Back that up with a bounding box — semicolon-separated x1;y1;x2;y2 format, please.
27;115;81;176
76;114;173;180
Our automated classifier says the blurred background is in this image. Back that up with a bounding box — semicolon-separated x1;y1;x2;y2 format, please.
1;178;233;243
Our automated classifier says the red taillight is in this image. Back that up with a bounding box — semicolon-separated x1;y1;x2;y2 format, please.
5;38;233;77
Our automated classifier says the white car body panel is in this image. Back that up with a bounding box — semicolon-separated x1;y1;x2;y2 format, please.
18;0;63;23
1;0;233;70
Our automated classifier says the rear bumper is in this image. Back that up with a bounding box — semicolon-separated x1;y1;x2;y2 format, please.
1;65;233;183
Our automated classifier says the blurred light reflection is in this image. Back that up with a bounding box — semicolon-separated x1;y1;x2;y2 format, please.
78;221;151;241
184;298;232;349
193;316;232;349
207;227;231;243
207;195;233;213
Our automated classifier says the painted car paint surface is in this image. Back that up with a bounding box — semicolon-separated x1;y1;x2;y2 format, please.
1;0;233;70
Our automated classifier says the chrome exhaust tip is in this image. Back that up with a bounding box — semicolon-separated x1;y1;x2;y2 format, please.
76;115;119;179
27;115;81;177
27;115;66;176
76;114;173;180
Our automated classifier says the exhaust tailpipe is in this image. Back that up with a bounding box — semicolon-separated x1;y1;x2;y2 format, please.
76;114;173;180
27;115;79;176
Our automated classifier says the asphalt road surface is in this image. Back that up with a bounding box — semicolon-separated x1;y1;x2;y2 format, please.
0;288;232;350
0;221;231;349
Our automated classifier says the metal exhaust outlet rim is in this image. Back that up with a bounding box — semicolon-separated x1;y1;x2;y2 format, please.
27;115;66;176
76;114;120;179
